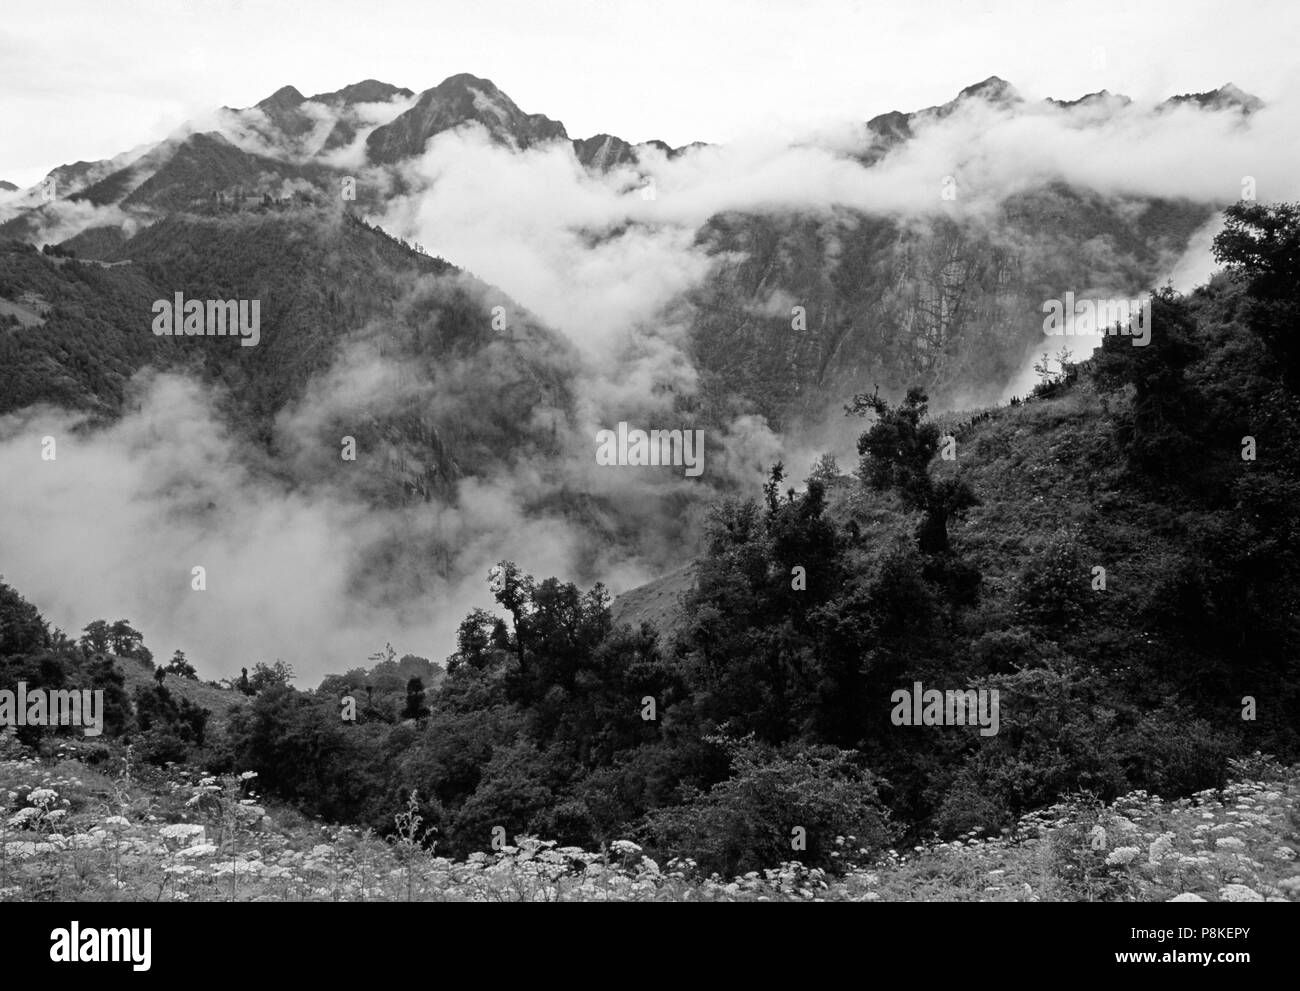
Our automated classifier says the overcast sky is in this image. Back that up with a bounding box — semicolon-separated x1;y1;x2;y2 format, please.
2;0;1298;186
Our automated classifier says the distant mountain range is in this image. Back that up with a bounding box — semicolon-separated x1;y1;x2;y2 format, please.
0;73;1264;504
2;73;1259;223
0;70;1275;662
0;72;701;228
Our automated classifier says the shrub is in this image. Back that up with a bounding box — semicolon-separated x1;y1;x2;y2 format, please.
639;735;895;877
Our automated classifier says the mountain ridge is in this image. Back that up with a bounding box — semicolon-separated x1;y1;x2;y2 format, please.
2;76;1264;219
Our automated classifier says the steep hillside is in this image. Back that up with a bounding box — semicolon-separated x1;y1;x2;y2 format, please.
111;654;249;736
688;187;1211;427
609;563;697;638
0;209;580;499
0;240;170;416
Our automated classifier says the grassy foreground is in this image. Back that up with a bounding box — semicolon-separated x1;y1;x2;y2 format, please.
2;737;1297;902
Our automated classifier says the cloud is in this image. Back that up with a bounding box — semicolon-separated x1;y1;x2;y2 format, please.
186;91;418;166
371;89;1299;432
0;369;656;683
5;82;1299;679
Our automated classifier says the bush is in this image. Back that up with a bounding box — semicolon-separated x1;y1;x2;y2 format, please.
639;736;895;877
1014;534;1087;629
1126;706;1232;795
1045;794;1141;902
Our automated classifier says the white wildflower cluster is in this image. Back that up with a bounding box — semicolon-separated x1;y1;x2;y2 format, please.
1218;883;1264;902
6;806;42;828
158;823;206;848
1146;832;1176;865
0;753;1296;903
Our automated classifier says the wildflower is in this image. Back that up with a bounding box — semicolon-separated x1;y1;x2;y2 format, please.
1219;884;1263;902
159;823;206;846
1215;837;1246;851
176;843;219;858
1147;832;1176;865
1105;846;1142;866
1167;892;1206;902
6;807;40;827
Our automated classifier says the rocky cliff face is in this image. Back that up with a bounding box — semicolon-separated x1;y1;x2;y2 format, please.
688;184;1211;425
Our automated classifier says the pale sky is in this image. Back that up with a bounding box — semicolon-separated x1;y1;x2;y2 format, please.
2;0;1298;186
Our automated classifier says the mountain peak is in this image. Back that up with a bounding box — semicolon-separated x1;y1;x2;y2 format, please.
1160;82;1263;115
256;85;306;110
866;109;913;141
366;72;568;164
435;72;502;95
1047;88;1133;111
957;76;1022;106
1216;82;1264;111
309;80;414;105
